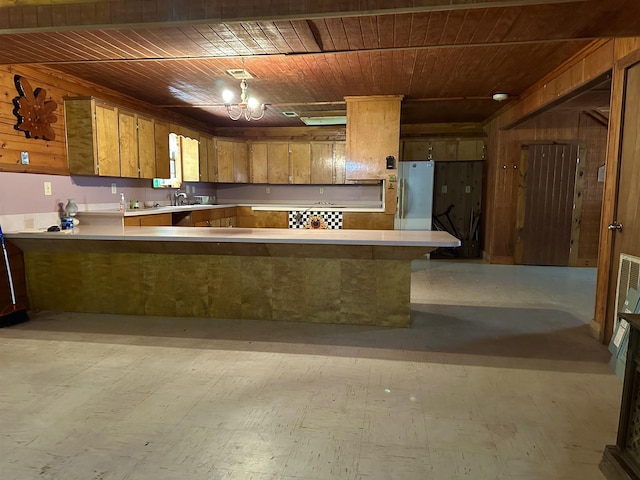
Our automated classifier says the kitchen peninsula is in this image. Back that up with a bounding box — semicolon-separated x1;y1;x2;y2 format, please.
6;226;459;327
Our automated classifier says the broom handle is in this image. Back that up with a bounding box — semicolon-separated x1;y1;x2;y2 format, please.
0;226;17;306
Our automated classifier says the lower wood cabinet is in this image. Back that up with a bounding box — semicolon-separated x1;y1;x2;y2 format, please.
191;207;237;227
124;213;172;226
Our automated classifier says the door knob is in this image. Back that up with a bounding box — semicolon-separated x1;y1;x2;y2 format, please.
608;222;623;232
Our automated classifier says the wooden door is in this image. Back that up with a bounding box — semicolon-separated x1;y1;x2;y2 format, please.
250;142;268;183
310;142;334;184
268;143;290;184
290;142;311;184
605;61;640;340
432;160;483;242
137;116;156;179
95;103;120;177
520;144;579;266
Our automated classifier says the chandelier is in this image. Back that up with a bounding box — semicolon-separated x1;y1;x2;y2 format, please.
222;61;267;121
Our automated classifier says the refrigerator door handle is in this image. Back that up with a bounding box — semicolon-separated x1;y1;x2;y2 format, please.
401;179;408;219
397;179;403;219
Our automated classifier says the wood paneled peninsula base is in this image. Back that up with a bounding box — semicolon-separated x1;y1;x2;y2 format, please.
7;226;459;327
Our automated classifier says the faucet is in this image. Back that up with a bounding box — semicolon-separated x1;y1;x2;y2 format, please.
174;190;187;206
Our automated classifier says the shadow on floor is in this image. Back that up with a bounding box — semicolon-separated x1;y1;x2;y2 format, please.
0;303;611;372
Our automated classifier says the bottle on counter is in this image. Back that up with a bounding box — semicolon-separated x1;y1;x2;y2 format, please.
119;193;125;212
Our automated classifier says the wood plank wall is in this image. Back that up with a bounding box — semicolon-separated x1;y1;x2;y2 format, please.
485;111;606;265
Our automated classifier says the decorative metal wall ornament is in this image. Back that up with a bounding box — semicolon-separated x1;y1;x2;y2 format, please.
12;75;58;141
303;215;330;229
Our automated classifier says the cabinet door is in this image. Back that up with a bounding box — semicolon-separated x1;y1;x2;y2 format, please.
216;139;234;183
137;116;156;179
205;136;217;182
154;121;171;179
430;140;457;161
334;142;346;184
268;143;290;184
123;217;141;226
457;139;485;160
310;142;334;184
250;142;268;183
139;213;172;226
119;110;139;178
290;143;311;184
65;98;98;175
345;96;401;179
199;134;211;182
181;136;200;182
233;141;249;183
402;141;431;161
95;103;120;177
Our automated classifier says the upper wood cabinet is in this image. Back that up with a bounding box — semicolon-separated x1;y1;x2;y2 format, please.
198;133;209;182
457;139;486;160
66;97;161;179
180;135;200;182
402;139;485;161
66;98;120;176
137;115;156;179
233;141;249;183
345;95;402;180
249;142;268;183
247;140;345;185
215;139;248;183
334;141;346;184
119;109;138;178
154;120;171;179
216;139;234;183
290;143;311;184
268;142;290;184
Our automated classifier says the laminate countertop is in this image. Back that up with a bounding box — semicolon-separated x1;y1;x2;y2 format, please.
6;225;460;248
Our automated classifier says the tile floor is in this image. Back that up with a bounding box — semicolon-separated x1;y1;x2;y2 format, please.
0;259;621;479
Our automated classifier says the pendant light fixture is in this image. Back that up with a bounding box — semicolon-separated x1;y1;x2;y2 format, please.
222;59;267;121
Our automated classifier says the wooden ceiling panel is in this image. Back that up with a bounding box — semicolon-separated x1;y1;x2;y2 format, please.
2;1;636;128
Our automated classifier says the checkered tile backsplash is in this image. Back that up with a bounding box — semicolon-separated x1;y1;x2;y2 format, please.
288;210;343;229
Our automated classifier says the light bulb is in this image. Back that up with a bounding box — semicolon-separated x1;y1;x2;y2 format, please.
247;97;259;110
222;89;234;104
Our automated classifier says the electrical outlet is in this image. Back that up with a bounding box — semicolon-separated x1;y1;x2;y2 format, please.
21;151;29;165
266;186;271;194
111;183;117;194
319;187;324;195
441;185;448;194
465;185;471;193
44;181;52;196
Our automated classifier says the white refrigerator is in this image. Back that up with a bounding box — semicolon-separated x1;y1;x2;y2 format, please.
394;160;435;230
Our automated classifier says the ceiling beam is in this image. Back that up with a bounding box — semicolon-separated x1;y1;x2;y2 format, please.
0;0;589;34
4;36;594;67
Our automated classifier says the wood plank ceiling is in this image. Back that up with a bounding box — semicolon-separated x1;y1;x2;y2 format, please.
1;0;639;128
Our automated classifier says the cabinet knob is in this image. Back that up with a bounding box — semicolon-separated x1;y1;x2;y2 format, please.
608;222;623;232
